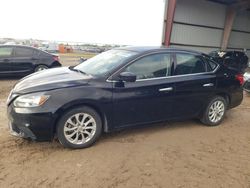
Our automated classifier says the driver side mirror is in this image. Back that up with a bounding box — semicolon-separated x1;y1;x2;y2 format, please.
119;72;136;82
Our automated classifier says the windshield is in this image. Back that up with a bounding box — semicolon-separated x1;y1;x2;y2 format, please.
74;49;138;76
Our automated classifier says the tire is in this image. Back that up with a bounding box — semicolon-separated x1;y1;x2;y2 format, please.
35;65;48;72
200;96;227;126
57;106;102;149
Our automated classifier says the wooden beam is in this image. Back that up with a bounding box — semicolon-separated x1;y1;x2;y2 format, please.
162;0;177;46
221;7;236;50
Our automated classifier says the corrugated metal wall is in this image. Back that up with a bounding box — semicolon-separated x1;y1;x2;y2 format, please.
169;0;250;57
232;11;250;32
229;10;250;57
171;24;223;47
173;0;226;27
170;0;226;53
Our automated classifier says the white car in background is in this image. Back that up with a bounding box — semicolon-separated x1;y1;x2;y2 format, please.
244;72;250;93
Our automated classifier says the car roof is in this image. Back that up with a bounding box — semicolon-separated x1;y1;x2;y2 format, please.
0;44;52;55
0;44;38;50
116;46;204;55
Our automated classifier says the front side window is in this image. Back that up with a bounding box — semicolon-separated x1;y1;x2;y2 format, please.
15;47;34;57
124;53;171;80
0;47;13;57
175;53;206;75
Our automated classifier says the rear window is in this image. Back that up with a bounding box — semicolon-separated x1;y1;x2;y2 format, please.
15;47;34;57
39;51;52;57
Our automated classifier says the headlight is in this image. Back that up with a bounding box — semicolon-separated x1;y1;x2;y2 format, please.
13;93;50;108
6;90;13;105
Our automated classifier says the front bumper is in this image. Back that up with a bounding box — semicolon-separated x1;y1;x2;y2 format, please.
229;87;243;109
7;105;55;141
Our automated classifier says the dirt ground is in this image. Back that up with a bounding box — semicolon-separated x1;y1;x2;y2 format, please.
0;54;250;188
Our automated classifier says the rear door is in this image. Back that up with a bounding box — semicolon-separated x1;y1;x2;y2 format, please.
172;52;217;118
0;46;14;74
12;47;36;73
112;52;175;128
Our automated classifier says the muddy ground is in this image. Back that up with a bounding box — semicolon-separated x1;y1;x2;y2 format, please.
0;55;250;188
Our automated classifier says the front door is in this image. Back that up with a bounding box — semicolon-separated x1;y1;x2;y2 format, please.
112;52;175;128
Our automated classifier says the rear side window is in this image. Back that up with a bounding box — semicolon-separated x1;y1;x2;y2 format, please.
175;53;206;75
33;50;40;57
39;51;52;57
15;47;34;57
125;53;171;80
0;47;13;57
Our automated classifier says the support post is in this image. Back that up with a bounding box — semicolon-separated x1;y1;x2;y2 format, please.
162;0;177;46
221;7;236;51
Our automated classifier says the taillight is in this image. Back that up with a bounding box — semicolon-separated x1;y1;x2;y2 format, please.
236;74;244;85
53;56;59;61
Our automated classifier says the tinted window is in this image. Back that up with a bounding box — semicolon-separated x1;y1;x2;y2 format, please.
15;47;34;57
175;53;206;75
205;58;217;71
125;53;171;80
75;50;138;76
0;47;13;57
33;50;40;57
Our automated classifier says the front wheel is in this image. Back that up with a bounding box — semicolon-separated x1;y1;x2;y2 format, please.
200;96;227;126
57;106;102;149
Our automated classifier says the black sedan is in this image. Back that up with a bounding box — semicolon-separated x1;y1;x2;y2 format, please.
6;47;243;149
0;45;61;76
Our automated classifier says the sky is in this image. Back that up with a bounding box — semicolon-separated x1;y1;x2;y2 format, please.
0;0;165;45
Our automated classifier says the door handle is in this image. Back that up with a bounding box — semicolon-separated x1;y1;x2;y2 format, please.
203;83;214;87
159;87;173;92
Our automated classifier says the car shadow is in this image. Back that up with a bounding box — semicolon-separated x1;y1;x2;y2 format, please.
3;119;202;151
99;119;202;144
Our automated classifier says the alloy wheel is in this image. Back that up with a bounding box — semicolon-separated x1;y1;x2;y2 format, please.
208;100;225;123
63;113;97;145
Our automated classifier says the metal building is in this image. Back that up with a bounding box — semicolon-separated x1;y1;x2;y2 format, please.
162;0;250;57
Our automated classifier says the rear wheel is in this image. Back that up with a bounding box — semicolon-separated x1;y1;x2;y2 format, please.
200;96;227;126
35;65;48;72
57;106;102;149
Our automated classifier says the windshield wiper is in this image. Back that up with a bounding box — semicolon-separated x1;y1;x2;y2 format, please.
69;66;87;75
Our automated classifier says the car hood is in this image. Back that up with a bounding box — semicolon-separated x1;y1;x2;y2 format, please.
13;67;93;94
